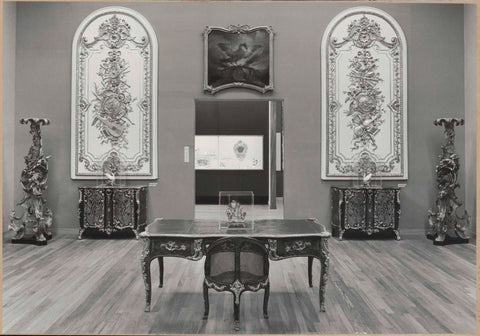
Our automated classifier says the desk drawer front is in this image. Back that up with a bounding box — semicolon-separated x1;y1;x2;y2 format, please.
152;238;197;258
269;238;319;259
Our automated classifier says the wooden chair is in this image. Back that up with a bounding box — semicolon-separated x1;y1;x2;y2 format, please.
203;237;270;330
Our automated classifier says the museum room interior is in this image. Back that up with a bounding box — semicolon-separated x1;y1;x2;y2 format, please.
1;1;477;334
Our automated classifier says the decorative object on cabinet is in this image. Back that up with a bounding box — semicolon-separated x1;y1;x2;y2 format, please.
71;7;158;179
427;118;470;245
77;185;147;239
321;7;408;180
204;25;274;94
331;187;400;240
9;118;53;245
203;237;270;331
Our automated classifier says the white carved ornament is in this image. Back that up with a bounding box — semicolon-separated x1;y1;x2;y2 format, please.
71;7;158;179
321;7;407;180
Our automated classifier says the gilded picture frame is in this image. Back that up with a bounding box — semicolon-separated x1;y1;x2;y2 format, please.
204;25;274;94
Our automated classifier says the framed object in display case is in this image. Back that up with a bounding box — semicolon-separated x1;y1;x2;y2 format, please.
218;135;263;170
194;136;220;170
195;135;263;170
71;7;158;179
204;25;274;94
321;7;408;180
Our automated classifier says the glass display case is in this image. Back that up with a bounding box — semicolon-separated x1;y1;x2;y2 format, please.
96;152;127;187
218;191;254;230
351;173;382;189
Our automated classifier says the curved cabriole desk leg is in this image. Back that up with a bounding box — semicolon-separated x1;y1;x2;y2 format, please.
263;282;270;319
158;257;164;288
308;256;314;287
203;281;209;320
141;238;153;312
319;239;330;312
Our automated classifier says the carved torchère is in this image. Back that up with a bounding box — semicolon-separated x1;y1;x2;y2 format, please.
427;118;470;245
9;118;53;245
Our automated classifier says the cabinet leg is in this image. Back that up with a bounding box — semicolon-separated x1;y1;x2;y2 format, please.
132;228;139;240
393;230;401;240
77;228;85;240
338;229;345;241
308;256;313;287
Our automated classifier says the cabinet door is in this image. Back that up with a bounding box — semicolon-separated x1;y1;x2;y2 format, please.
343;189;367;230
83;188;105;229
112;188;136;230
373;189;397;230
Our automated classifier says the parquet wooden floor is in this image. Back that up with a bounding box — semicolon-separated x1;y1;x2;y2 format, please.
2;231;476;334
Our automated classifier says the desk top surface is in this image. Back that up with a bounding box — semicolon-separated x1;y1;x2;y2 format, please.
141;218;330;239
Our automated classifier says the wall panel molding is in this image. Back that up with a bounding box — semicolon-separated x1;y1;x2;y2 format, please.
71;6;158;179
321;7;407;180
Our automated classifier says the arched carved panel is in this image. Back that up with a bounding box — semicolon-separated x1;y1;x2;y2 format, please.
321;7;407;180
71;7;157;179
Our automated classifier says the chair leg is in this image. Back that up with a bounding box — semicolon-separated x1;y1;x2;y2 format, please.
203;282;209;320
263;282;270;319
233;294;240;331
158;257;164;288
308;256;313;287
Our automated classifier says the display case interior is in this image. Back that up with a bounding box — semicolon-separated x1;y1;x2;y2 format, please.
218;191;254;230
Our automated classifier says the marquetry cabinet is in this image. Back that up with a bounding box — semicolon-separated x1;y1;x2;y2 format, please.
331;187;400;240
78;185;147;239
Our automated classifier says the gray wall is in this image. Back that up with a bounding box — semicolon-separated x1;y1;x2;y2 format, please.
2;1;16;232
8;2;470;234
464;4;477;239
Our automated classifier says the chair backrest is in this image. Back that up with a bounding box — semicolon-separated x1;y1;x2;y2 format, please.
205;237;269;286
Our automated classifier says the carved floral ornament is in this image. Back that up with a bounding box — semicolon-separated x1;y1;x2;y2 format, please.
71;7;158;179
321;7;408;180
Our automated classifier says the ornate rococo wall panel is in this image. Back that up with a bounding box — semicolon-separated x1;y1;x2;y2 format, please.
71;7;158;179
321;7;407;180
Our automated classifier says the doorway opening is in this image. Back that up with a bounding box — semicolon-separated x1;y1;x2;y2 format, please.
194;99;284;220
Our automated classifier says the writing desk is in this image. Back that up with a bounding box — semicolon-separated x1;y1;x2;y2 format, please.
139;218;330;313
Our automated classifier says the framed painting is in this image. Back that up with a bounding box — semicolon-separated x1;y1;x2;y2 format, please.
321;7;408;180
204;25;274;94
71;7;158;179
